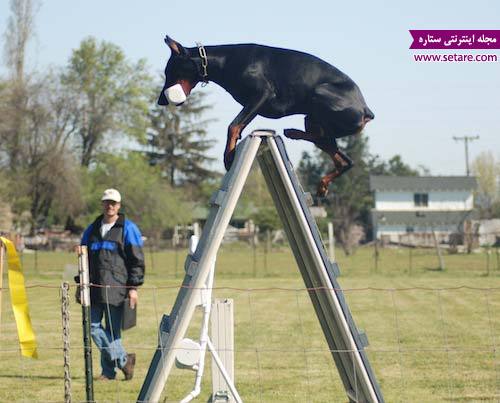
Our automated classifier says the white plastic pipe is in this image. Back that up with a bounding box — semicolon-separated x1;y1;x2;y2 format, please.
180;257;215;403
207;339;242;403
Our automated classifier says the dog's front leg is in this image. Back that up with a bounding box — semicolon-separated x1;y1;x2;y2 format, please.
224;92;273;170
224;123;245;171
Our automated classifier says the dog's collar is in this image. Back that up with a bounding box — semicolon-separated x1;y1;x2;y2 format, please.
196;42;209;86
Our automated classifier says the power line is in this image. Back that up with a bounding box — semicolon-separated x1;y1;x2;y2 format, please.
453;135;479;176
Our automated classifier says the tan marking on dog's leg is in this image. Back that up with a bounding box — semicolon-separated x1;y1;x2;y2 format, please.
224;124;244;170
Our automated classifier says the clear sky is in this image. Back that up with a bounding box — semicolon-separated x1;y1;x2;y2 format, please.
1;0;499;175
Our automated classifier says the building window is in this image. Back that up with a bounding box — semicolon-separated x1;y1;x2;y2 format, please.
414;193;428;207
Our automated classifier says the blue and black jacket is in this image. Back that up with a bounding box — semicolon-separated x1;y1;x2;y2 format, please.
81;213;145;306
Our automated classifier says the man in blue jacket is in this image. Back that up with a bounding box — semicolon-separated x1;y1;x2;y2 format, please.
81;188;145;380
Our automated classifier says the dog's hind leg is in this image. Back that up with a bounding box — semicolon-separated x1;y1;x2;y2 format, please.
284;116;353;196
284;115;324;142
315;140;353;197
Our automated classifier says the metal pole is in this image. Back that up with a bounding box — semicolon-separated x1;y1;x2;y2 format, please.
174;244;179;278
34;247;38;274
409;247;413;276
465;138;470;176
77;246;94;402
432;229;445;271
486;248;490;276
252;233;257;277
207;339;242;403
264;229;270;274
496;247;499;271
328;222;336;262
452;135;479;176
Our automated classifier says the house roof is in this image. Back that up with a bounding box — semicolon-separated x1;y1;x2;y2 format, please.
371;210;477;226
369;176;477;192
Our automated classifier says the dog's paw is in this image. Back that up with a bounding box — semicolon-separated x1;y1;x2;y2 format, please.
316;181;329;198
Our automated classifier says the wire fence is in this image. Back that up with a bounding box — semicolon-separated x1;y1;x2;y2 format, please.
0;281;499;402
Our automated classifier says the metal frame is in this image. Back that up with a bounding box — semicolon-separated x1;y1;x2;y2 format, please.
138;131;383;403
77;245;94;402
258;135;384;402
138;134;262;402
211;299;235;402
176;237;239;403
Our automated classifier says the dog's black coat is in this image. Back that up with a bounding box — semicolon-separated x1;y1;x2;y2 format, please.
159;38;374;195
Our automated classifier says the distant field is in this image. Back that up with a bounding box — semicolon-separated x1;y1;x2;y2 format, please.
16;242;500;279
0;246;499;402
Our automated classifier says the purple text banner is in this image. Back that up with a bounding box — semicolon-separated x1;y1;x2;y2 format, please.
409;30;500;50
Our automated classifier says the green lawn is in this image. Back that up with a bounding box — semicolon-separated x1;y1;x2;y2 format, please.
0;246;499;402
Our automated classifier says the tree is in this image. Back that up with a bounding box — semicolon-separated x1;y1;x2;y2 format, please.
3;0;37;82
1;0;83;232
61;37;151;167
297;136;420;254
251;206;281;233
297;151;324;191
296;135;371;254
472;151;500;218
1;0;38;172
146;88;217;190
240;164;281;234
369;154;419;176
491;200;500;219
327;135;374;254
81;153;190;238
2;74;84;230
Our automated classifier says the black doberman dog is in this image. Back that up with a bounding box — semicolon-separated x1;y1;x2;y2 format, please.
158;36;374;196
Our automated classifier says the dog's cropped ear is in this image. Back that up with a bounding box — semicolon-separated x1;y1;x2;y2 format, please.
164;36;188;57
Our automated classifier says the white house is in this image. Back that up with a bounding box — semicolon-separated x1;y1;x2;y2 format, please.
370;176;477;243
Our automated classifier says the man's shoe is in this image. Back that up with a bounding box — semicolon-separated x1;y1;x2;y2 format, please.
121;353;136;380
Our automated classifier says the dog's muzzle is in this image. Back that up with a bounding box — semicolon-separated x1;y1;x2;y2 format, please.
165;84;187;105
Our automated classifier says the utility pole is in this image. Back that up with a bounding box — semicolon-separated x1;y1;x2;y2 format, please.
453;135;479;176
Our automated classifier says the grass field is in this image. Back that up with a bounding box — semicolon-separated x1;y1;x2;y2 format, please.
0;245;499;402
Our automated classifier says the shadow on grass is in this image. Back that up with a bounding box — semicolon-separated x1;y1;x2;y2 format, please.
424;267;445;272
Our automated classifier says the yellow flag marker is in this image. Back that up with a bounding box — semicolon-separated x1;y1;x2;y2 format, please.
0;237;38;358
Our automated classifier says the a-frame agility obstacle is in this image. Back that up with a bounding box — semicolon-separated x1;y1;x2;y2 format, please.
138;130;384;403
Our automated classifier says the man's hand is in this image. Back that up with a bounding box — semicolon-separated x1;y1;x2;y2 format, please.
128;289;138;309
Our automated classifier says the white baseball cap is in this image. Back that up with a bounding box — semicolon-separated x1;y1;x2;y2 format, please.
101;188;121;203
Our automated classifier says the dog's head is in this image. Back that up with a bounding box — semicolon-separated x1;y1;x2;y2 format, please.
158;36;200;106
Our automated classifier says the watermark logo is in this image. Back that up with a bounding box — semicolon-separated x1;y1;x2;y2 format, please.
409;30;500;49
410;30;499;63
